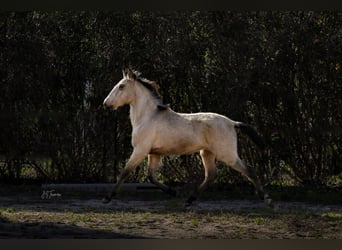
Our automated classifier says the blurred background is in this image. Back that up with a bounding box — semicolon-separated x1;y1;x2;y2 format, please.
0;11;341;189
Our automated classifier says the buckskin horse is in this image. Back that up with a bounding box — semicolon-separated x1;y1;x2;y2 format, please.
103;69;272;207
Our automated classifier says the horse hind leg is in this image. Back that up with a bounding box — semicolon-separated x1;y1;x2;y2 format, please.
186;150;217;206
147;154;177;197
224;156;272;206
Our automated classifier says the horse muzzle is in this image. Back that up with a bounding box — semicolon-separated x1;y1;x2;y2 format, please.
103;101;117;111
103;100;112;110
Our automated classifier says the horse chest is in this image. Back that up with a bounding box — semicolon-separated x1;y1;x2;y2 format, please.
131;125;153;147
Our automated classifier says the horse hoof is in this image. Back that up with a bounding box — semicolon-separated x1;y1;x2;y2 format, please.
102;196;112;204
263;194;273;207
184;201;193;208
185;195;197;207
166;188;177;197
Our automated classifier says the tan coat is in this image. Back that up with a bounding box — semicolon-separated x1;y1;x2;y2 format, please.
102;69;271;206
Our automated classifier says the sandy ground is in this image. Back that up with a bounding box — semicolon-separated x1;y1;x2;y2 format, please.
0;193;341;238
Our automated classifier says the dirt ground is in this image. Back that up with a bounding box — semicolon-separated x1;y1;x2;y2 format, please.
0;190;341;239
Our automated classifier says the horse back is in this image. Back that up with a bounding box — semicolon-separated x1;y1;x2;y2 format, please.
148;111;236;155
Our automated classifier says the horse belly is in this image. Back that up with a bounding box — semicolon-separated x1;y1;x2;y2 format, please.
150;136;203;156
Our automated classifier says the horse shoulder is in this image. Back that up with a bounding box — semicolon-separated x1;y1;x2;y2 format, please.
131;120;157;148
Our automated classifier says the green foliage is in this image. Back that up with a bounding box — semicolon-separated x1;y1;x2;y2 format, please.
0;11;341;187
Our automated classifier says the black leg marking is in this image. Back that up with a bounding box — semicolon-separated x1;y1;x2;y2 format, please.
102;195;112;204
166;187;177;197
263;193;273;208
246;165;256;177
148;170;176;197
257;190;265;200
148;173;154;183
185;195;197;207
102;191;117;204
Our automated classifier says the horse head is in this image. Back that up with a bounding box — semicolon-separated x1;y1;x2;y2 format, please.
103;69;137;110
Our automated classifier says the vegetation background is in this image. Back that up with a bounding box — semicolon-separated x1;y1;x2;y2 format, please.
0;11;341;189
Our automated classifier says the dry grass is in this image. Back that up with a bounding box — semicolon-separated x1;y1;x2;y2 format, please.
0;192;341;239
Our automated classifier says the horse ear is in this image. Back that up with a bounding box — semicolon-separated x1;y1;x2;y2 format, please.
122;69;126;79
127;69;134;80
150;81;160;90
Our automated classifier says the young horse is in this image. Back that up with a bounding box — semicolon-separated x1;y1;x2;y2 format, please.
103;69;272;206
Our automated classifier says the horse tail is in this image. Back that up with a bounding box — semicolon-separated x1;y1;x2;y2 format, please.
234;122;265;150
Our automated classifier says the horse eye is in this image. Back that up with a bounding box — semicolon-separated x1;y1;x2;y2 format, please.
118;84;125;90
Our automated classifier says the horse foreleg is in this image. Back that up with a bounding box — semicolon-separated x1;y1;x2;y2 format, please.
102;148;147;203
147;154;177;197
186;150;217;206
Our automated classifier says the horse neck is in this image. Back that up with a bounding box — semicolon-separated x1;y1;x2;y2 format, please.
129;85;157;128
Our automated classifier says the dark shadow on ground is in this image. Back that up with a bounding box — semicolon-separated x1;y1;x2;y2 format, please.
0;213;146;239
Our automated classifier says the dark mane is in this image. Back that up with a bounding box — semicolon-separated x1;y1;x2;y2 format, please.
129;69;169;110
135;74;162;99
